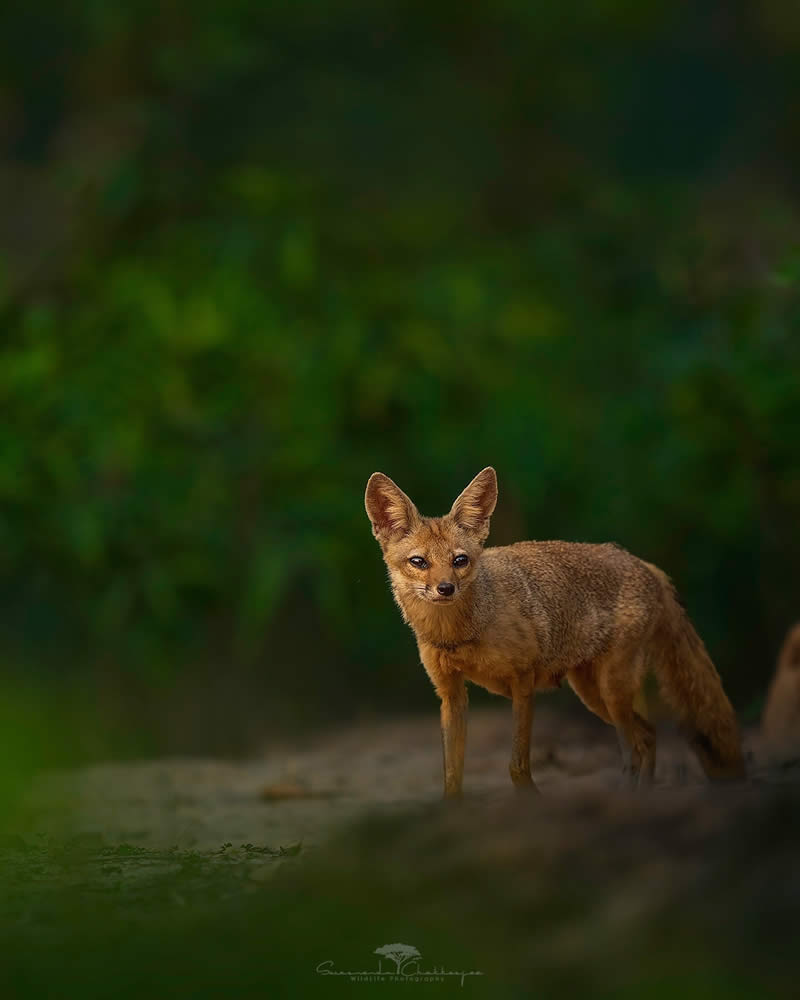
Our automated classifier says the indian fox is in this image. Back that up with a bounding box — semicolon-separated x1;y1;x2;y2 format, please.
365;466;745;796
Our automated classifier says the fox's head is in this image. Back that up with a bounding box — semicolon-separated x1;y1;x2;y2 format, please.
365;467;497;609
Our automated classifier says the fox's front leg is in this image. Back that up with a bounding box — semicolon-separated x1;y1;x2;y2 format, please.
509;676;539;792
437;674;468;799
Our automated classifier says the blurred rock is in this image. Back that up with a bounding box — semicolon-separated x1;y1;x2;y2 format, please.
762;623;800;762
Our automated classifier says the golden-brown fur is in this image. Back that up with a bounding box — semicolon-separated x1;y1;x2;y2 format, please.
365;467;745;796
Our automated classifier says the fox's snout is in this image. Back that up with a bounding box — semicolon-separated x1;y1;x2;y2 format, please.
436;582;455;597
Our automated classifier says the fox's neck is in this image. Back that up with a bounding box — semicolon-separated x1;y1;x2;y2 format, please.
397;574;483;648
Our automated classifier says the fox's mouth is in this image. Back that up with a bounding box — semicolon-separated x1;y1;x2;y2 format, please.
428;595;456;604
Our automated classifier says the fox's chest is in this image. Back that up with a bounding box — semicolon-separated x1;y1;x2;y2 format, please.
423;640;558;698
425;643;511;697
421;634;563;698
449;640;509;678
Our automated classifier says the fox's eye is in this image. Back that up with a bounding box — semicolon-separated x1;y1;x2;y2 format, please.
409;556;428;569
452;554;469;569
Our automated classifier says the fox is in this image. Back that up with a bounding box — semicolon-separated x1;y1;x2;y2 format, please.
365;466;745;797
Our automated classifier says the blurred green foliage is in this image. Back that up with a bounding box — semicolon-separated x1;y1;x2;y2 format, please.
1;1;799;750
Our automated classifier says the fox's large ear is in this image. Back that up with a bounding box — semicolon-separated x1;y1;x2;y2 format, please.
449;467;497;539
365;473;421;542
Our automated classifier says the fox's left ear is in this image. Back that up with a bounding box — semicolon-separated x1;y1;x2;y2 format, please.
449;467;497;540
365;472;421;543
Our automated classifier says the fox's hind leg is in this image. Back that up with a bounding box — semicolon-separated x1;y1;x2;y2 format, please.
568;663;651;786
595;650;656;789
611;716;655;788
567;662;613;724
631;688;655;787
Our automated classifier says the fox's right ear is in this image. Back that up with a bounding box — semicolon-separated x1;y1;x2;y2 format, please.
449;466;497;540
365;473;420;542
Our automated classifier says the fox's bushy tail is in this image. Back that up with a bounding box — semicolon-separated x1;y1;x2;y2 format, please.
647;565;746;779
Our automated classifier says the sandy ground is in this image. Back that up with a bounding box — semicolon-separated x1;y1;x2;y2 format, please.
7;703;800;999
21;703;769;852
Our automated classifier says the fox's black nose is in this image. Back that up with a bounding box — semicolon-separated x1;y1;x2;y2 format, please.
437;582;455;597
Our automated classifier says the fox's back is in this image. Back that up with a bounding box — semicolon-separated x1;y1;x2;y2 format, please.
479;540;663;668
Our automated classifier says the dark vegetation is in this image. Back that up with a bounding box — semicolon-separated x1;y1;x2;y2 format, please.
4;707;800;998
4;767;800;999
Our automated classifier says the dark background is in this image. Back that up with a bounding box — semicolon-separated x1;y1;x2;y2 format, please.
2;0;799;769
